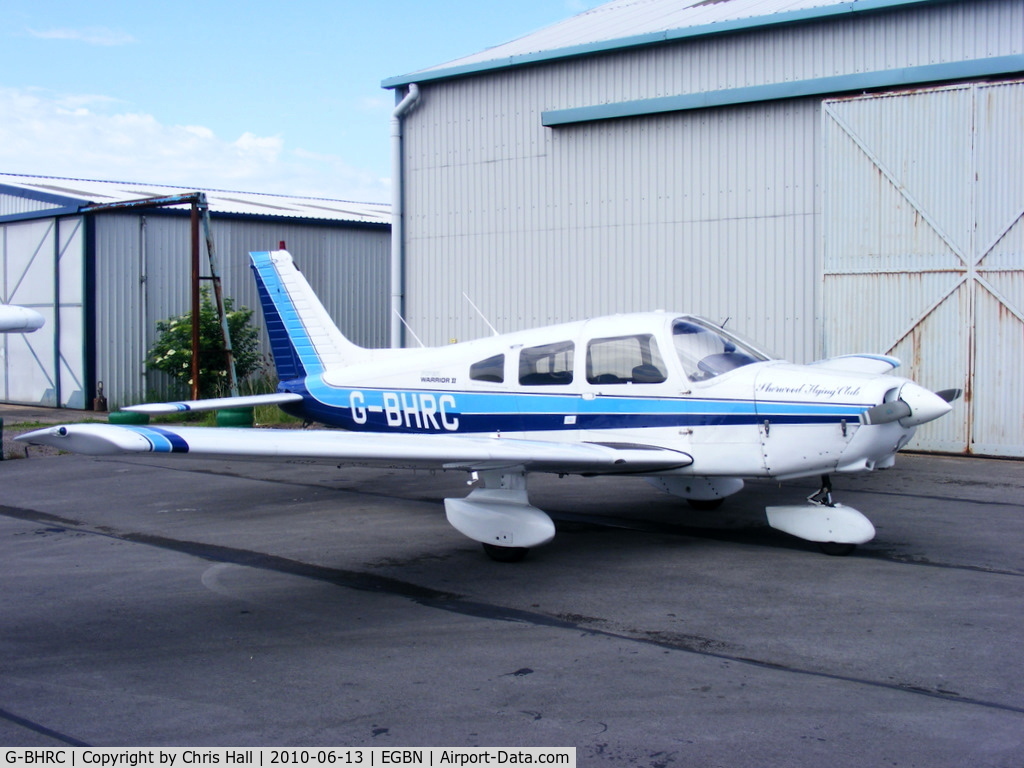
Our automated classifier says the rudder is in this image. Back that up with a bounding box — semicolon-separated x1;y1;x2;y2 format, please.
250;250;368;381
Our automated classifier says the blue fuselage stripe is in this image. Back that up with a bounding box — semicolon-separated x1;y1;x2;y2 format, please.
277;379;865;435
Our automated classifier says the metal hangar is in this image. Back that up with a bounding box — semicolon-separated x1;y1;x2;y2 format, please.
382;0;1024;456
0;174;390;410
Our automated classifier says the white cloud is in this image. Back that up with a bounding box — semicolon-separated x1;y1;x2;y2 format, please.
234;131;284;161
27;26;137;46
357;95;392;113
0;87;390;203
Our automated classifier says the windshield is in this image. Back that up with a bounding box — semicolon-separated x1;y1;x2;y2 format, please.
672;317;770;381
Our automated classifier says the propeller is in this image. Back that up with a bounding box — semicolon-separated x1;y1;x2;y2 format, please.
859;399;912;426
859;383;959;427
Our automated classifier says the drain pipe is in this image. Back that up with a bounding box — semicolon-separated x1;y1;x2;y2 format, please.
390;82;420;348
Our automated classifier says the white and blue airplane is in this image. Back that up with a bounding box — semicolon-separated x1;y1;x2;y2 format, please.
18;249;960;561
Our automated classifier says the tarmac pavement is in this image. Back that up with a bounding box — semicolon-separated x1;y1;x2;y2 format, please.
0;413;1021;765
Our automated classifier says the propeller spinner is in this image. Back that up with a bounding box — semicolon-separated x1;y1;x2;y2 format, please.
859;383;961;427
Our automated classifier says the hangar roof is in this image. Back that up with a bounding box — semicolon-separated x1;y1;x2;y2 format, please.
0;173;391;226
383;0;946;87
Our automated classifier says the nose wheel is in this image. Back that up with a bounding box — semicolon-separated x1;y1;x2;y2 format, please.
482;543;530;562
817;541;857;556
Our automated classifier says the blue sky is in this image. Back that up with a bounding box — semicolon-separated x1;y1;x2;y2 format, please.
1;1;602;203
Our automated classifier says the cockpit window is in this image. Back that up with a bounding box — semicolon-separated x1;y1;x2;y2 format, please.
586;334;667;384
470;354;504;383
519;341;574;386
672;318;769;381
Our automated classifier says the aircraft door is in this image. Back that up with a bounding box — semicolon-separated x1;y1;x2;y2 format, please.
514;339;580;440
578;333;673;444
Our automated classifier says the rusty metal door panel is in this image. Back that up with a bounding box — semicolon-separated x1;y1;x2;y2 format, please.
971;277;1024;457
823;81;1024;456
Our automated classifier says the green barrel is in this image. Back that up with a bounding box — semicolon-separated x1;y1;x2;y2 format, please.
216;407;255;428
108;411;150;425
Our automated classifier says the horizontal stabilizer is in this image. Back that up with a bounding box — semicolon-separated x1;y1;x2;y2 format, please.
16;424;694;475
123;392;304;414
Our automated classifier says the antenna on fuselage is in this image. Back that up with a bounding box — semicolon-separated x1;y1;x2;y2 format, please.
392;308;426;348
462;292;500;337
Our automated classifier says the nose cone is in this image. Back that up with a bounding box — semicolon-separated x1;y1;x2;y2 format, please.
897;382;953;427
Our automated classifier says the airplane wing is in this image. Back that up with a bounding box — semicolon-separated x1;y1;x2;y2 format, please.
0;304;45;333
16;424;694;476
122;392;304;414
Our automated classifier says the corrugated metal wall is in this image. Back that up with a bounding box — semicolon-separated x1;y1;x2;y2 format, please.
0;193;63;217
823;81;1024;457
93;214;389;406
400;0;1023;360
397;0;1024;454
406;97;820;358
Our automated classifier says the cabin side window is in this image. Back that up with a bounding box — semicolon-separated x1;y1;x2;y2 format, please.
586;334;667;384
519;341;574;386
470;354;505;383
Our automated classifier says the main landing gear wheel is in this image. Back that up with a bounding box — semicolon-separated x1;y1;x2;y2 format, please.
687;497;725;511
482;543;530;562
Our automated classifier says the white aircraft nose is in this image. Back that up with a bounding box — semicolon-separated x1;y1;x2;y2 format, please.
897;382;953;427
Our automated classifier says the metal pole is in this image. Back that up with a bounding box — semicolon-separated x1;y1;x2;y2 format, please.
53;220;61;407
390;83;420;348
198;195;238;397
190;202;201;400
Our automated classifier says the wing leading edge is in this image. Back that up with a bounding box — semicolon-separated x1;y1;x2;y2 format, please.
122;392;304;414
16;424;693;475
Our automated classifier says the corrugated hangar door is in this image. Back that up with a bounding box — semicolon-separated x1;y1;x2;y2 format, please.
823;82;1024;457
0;216;86;407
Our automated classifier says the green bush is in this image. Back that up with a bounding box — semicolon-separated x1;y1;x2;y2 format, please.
147;288;262;399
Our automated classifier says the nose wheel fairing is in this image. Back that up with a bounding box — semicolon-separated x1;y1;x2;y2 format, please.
766;475;875;552
766;502;876;547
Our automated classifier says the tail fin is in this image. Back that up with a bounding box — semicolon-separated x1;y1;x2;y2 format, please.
250;250;368;380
